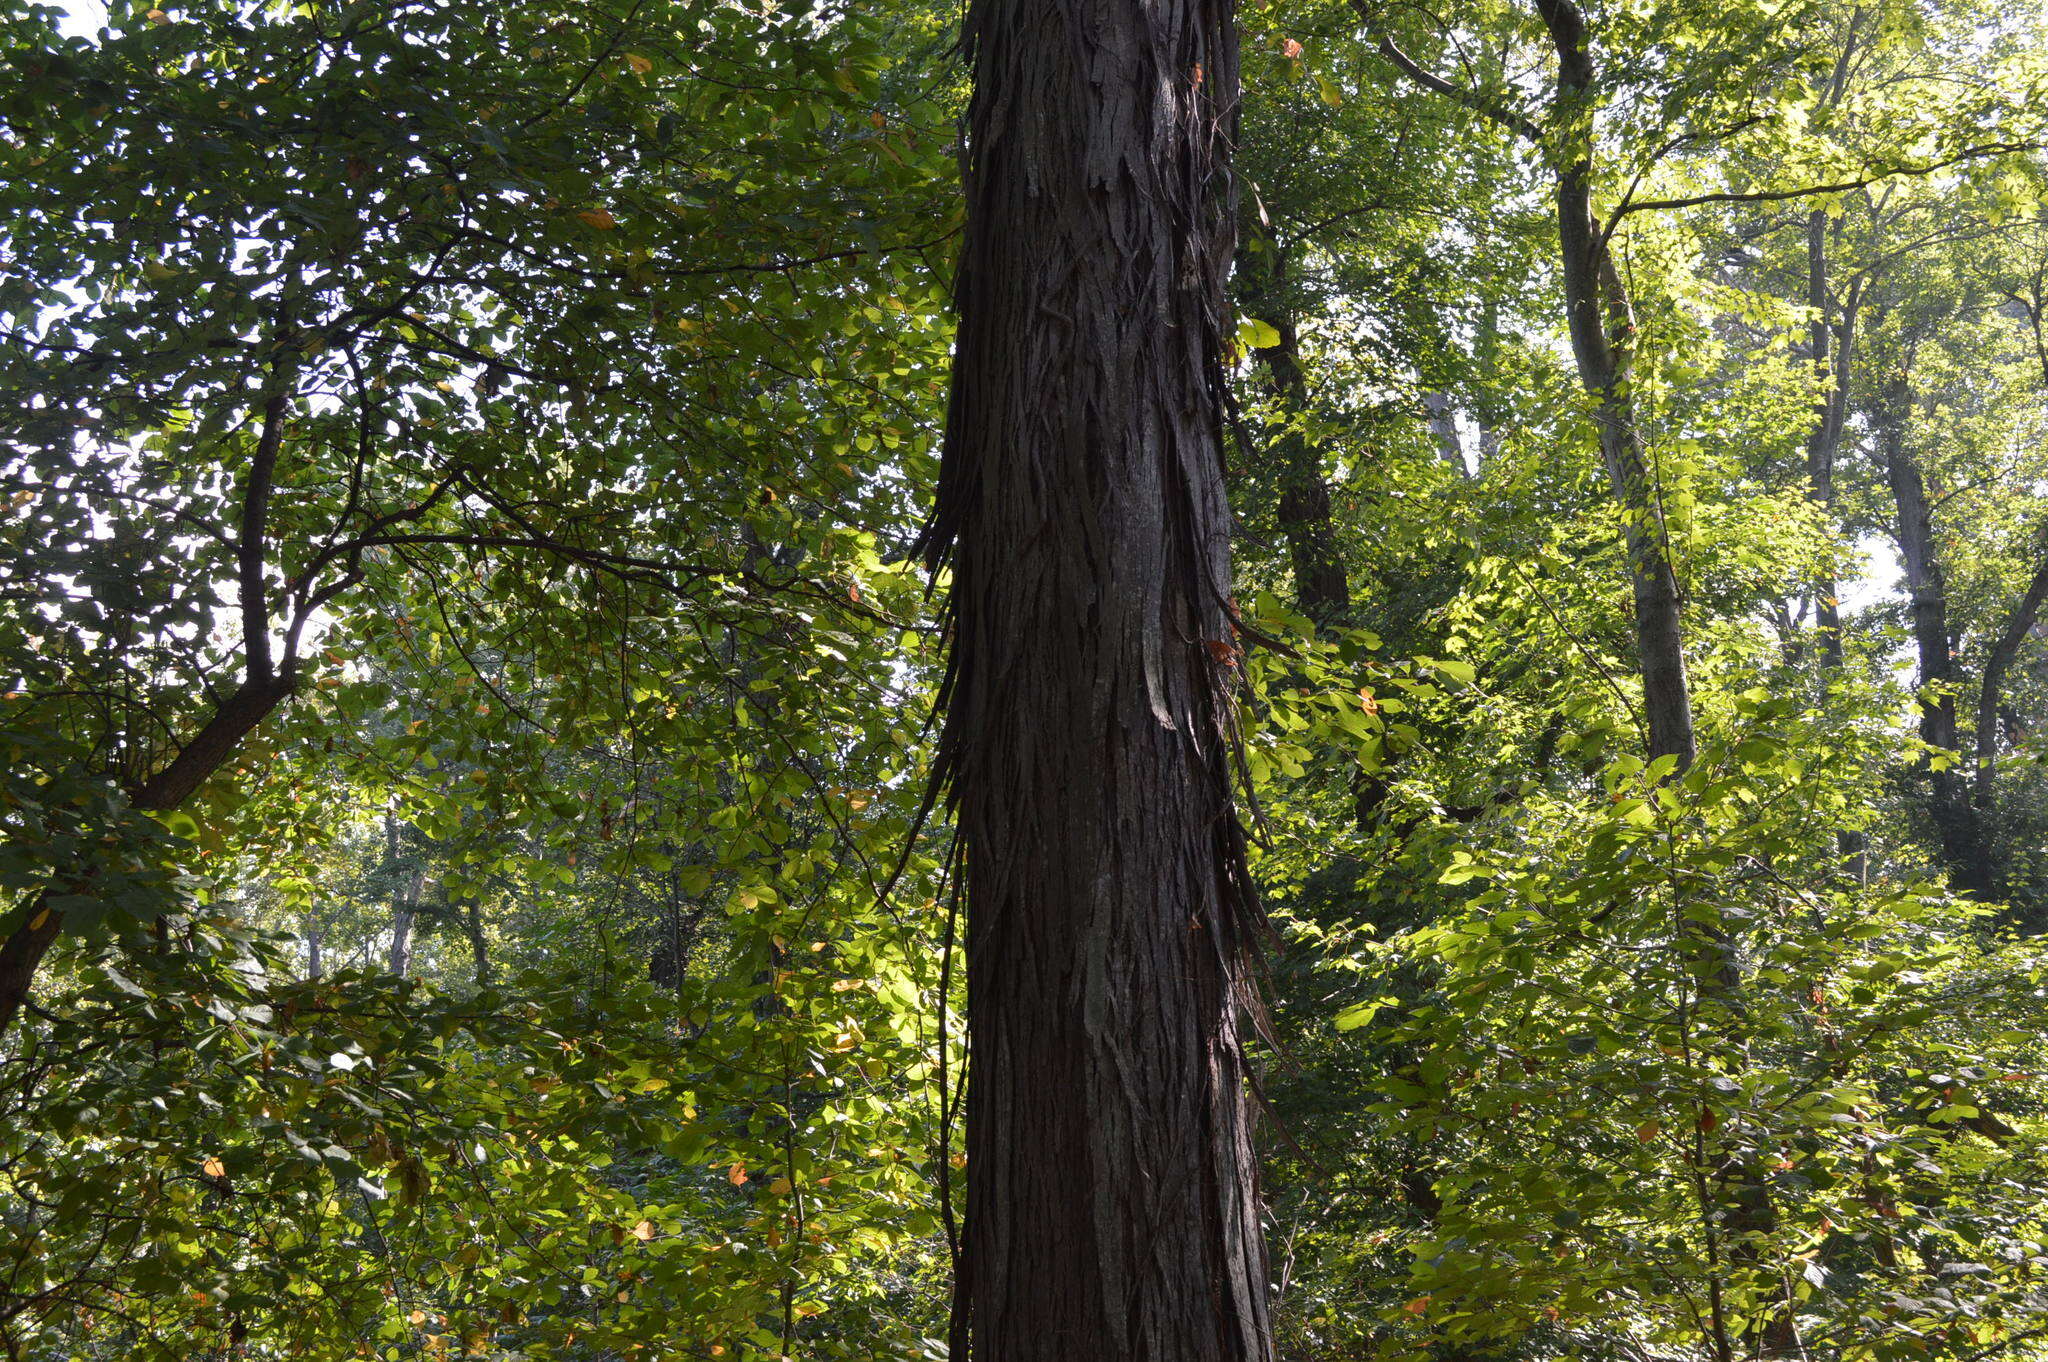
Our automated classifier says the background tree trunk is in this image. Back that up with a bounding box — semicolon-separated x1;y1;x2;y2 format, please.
1533;7;1774;1352
1241;238;1352;623
1536;0;1695;767
1876;373;1985;890
922;2;1276;1358
1977;548;2048;807
1805;211;1861;673
1422;391;1466;473
464;902;493;988
382;815;423;978
1804;210;1868;879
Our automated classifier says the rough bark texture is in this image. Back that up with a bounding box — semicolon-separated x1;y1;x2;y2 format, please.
921;3;1275;1359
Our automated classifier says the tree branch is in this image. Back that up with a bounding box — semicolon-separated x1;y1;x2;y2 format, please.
1350;0;1543;143
1614;142;2037;220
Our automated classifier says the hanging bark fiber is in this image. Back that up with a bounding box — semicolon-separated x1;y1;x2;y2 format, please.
918;2;1276;1359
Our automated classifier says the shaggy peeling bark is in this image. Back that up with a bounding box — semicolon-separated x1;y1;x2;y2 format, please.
921;3;1276;1359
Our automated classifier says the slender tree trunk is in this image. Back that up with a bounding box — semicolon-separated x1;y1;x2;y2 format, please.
465;901;494;989
1875;373;1984;890
1422;392;1466;473
1533;8;1776;1355
388;903;415;978
1246;232;1491;1362
0;390;298;1042
383;814;423;978
1804;211;1862;673
1536;0;1694;767
1969;298;2048;880
1243;212;1498;1362
1242;239;1351;622
1803;212;1868;880
1977;546;2048;810
1475;296;1504;467
922;3;1275;1358
1955;546;2048;908
1878;384;1955;750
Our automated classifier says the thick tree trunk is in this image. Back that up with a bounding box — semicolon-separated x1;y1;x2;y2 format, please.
922;3;1275;1359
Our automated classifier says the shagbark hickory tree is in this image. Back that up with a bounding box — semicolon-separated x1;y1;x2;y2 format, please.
922;0;1278;1358
15;0;2048;1357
